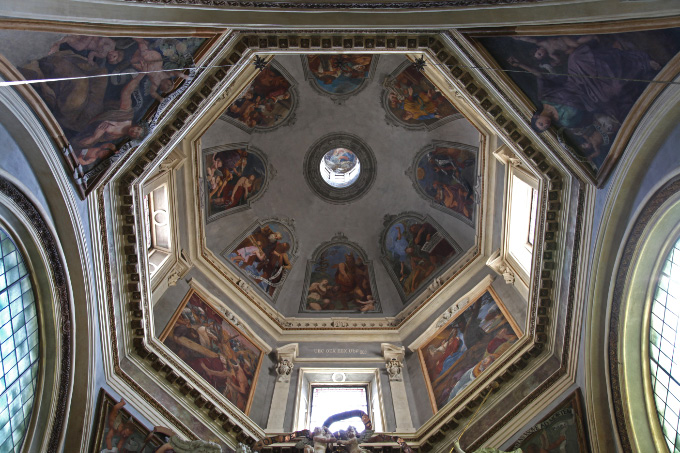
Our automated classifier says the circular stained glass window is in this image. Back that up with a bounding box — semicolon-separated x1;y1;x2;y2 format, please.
320;148;361;188
0;228;39;452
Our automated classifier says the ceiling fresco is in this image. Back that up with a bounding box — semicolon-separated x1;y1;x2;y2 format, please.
473;26;680;183
219;61;298;132
81;28;593;452
302;54;379;104
382;61;462;130
197;54;481;317
0;30;211;196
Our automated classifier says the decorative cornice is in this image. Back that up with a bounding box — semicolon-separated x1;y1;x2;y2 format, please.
122;0;545;10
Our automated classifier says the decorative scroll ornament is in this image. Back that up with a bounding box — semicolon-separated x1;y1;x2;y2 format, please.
275;358;294;383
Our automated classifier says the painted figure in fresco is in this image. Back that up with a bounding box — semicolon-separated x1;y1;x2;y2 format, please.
229;225;292;296
144;425;222;453
226;65;293;129
131;38;189;102
207;149;265;216
428;326;467;378
49;35;118;66
477;29;680;172
387;220;456;297
308;55;372;95
385;65;456;126
20;35;204;172
305;244;375;312
101;398;136;453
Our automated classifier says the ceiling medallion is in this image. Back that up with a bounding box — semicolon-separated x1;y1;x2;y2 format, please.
303;133;376;204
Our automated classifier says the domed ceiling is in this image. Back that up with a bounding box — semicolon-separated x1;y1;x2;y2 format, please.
52;27;593;452
193;54;482;318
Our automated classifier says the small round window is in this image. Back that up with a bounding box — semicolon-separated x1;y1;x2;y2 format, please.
650;236;680;452
320;148;361;188
0;228;39;452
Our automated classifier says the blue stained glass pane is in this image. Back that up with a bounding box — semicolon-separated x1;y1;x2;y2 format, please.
0;229;38;453
651;237;680;452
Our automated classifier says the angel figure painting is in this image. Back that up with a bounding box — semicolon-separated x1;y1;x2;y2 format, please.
476;28;680;177
511;391;589;452
418;288;520;411
225;222;295;299
15;34;205;178
204;146;267;221
160;290;263;414
383;62;458;129
415;143;477;223
382;214;461;302
301;239;380;313
223;62;295;130
305;55;375;97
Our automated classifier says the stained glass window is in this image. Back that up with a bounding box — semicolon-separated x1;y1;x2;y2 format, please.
0;228;39;452
650;236;680;452
309;386;368;433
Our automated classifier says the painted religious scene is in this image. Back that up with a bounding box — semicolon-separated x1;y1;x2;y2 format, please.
222;61;295;131
13;34;205;181
224;221;295;300
476;28;680;174
160;290;263;414
414;143;477;223
512;391;589;452
204;146;267;221
382;214;461;302
305;54;375;98
301;238;380;313
383;61;459;129
92;390;163;453
419;288;520;411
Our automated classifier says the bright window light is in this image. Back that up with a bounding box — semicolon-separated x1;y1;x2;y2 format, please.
650;236;680;453
309;387;368;432
508;175;537;275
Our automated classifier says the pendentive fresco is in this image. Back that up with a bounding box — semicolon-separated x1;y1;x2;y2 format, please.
4;33;207;195
302;54;379;104
475;28;680;180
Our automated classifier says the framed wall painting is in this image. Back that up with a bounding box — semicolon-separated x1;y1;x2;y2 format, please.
511;389;590;452
159;288;264;415
417;285;521;412
91;389;164;453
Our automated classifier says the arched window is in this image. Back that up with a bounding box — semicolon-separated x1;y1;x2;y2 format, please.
650;236;680;452
0;228;39;452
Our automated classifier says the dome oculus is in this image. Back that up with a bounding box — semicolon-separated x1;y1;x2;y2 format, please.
304;133;376;204
320;148;361;188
